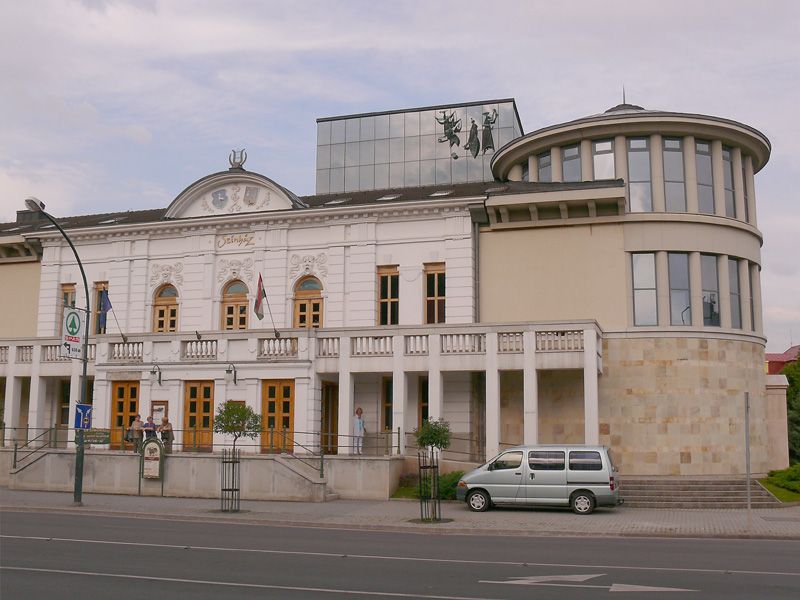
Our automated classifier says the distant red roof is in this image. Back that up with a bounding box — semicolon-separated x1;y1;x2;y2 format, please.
766;345;800;374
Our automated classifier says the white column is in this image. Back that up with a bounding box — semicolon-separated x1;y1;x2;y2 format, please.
711;140;726;217
583;329;599;445
750;264;763;334
522;331;538;444
614;135;628;183
683;135;698;213
550;146;563;182
580;139;593;181
732;147;746;221
336;335;353;454
718;254;732;329
3;350;21;445
428;334;443;421
739;259;753;331
293;377;311;450
485;332;500;459
27;346;47;442
744;155;757;226
689;252;703;327
392;335;406;455
650;134;665;212
528;155;538;182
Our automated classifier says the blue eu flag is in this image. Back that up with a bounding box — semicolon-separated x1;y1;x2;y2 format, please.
99;289;112;329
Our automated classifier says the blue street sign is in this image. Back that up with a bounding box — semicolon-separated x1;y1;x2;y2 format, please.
74;404;93;430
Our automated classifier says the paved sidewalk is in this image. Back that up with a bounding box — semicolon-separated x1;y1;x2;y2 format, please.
2;487;799;540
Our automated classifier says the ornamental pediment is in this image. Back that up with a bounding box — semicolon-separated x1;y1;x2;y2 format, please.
164;154;302;219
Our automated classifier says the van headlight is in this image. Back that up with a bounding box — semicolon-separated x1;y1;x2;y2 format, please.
457;480;467;488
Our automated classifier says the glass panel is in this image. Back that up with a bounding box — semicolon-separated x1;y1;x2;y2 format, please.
158;286;178;298
569;451;602;471
117;400;124;412
389;113;404;138
330;144;345;169
729;258;742;329
627;147;650;180
116;415;123;426
374;114;390;139
282;416;290;429
359;116;375;140
493;451;523;470
189;400;197;413
374;139;389;164
528;450;565;470
537;151;551;182
437;272;445;296
268;400;276;413
629;182;652;212
380;303;388;325
562;145;581;182
317;121;331;145
298;278;323;291
437;299;445;322
390;302;398;324
189;416;196;427
426;273;435;297
593;152;615;180
117;386;125;399
203;400;210;413
701;254;720;326
632;253;655;288
202;416;210;428
283;386;291;399
282;400;291;413
665;182;686;212
345;142;359;167
316;145;330;170
345;118;359;142
268;416;275;428
669;253;691;325
359;140;374;164
634;290;657;326
330;120;345;144
225;282;247;295
426;300;435;324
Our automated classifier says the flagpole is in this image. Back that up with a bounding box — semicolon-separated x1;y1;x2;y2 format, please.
111;308;127;343
264;285;280;339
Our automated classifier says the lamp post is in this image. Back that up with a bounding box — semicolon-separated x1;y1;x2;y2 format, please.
25;197;90;505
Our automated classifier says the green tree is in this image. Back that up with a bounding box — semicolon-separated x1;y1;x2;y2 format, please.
415;418;451;451
782;361;800;464
213;402;262;451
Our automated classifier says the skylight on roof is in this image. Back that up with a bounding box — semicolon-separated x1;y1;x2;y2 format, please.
40;224;55;229
99;217;126;224
429;190;453;197
377;194;402;201
324;198;350;206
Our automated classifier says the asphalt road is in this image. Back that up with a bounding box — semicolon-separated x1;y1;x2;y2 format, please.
1;510;799;599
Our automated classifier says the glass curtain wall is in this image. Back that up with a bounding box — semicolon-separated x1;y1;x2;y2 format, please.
627;138;652;212
592;140;615;179
722;147;736;218
663;138;686;212
632;253;657;326
696;140;715;214
728;258;742;329
668;253;691;325
701;254;720;326
562;145;581;182
537;150;552;182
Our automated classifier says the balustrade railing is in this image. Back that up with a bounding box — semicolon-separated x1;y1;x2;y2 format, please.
536;330;584;351
0;346;8;363
259;337;298;359
441;333;485;354
351;335;393;357
404;334;429;356
182;339;218;360
16;346;33;363
111;341;144;362
42;345;70;362
497;332;524;353
316;337;340;358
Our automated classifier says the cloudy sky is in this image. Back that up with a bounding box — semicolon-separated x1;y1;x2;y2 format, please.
1;0;797;351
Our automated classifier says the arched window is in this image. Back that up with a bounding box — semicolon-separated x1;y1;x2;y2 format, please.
221;280;248;330
293;276;323;329
153;285;179;332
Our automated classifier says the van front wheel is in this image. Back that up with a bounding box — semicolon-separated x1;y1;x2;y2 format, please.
571;492;595;515
467;490;490;512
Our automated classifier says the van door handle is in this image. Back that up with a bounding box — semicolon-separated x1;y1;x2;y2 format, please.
530;473;535;479
515;472;521;475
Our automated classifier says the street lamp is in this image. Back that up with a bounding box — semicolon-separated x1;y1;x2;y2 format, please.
25;197;90;505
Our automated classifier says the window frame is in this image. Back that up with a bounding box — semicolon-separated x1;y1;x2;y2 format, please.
377;265;399;326
561;144;581;182
153;284;179;333
631;253;658;326
695;140;715;214
722;146;736;218
728;258;742;330
528;450;565;471
293;276;324;329
592;139;615;180
662;137;686;212
221;279;249;331
627;137;653;212
492;450;523;471
537;150;552;182
423;263;446;324
668;252;691;326
93;281;109;335
701;254;720;327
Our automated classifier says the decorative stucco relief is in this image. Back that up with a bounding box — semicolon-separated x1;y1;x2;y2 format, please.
289;253;328;281
201;183;270;214
150;262;184;289
217;257;254;284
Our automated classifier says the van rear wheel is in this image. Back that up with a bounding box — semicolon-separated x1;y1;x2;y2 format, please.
467;489;490;512
571;492;595;515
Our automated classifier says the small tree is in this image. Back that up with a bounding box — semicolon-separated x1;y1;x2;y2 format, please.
213;402;262;451
415;418;452;452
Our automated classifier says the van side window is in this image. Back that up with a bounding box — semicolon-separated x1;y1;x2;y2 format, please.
493;451;523;470
569;451;603;471
528;451;565;471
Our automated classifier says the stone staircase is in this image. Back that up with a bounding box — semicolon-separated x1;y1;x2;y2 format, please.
618;477;780;508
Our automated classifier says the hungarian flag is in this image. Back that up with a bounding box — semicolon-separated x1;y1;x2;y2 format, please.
254;274;267;320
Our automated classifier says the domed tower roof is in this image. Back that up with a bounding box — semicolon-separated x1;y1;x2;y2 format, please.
603;102;646;114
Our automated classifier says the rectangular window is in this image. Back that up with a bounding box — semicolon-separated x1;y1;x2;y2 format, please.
748;266;755;331
377;266;399;325
59;283;76;332
722;146;736;218
569;450;603;471
742;161;750;222
93;282;108;334
424;263;445;324
696;140;714;214
663;138;686;212
528;450;565;471
592;139;615;179
59;380;70;426
418;376;429;430
701;254;720;326
627;137;652;212
632;253;657;326
729;258;742;329
381;377;393;432
537;150;551;182
562;144;581;182
668;253;691;325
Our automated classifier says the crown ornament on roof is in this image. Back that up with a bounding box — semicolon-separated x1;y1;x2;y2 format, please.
229;149;247;170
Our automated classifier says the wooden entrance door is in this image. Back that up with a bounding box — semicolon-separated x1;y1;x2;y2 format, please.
110;382;139;449
320;382;338;454
261;380;294;452
184;381;214;451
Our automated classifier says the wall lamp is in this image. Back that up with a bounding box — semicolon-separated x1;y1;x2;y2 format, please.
150;364;162;386
225;363;238;385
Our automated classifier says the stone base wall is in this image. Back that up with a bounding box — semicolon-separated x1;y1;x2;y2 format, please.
600;336;789;476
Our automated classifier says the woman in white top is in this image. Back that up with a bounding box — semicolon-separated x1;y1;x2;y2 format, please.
353;407;365;455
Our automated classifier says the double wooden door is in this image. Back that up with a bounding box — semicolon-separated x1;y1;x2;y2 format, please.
261;380;294;452
110;382;139;449
184;381;214;451
320;382;339;454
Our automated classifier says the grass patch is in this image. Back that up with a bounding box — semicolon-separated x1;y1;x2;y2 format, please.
391;471;465;500
392;486;419;499
760;478;800;503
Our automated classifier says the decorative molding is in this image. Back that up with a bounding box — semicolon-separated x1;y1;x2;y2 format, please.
290;253;328;281
217;257;254;284
150;262;184;289
201;184;270;215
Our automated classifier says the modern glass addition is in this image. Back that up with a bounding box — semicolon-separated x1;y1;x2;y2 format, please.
696;140;714;214
701;254;720;326
592;139;615;179
562;145;581;182
668;253;691;325
632;253;657;326
627;137;652;212
729;258;742;329
537;150;552;182
722;146;736;218
663;138;686;212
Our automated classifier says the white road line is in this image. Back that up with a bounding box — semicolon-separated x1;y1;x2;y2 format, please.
2;534;799;578
0;566;505;600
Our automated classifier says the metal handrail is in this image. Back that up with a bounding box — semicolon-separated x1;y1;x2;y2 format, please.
12;427;57;471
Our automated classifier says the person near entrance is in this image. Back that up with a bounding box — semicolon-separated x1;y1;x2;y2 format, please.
353;407;366;455
158;417;174;453
143;416;157;440
131;415;144;453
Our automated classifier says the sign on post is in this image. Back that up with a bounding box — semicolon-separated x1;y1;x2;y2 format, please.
141;438;164;479
61;306;87;360
74;403;93;429
83;429;110;444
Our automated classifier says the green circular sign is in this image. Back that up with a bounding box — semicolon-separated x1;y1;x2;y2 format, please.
66;312;81;336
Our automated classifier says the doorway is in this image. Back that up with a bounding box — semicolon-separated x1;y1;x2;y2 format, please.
110;381;139;449
261;379;295;452
320;382;338;454
183;381;214;451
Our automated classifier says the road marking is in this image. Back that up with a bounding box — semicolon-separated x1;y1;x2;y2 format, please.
483;574;605;584
480;574;696;593
0;566;506;600
2;534;799;578
609;583;696;592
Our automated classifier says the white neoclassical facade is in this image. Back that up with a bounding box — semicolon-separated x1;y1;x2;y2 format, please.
0;99;790;476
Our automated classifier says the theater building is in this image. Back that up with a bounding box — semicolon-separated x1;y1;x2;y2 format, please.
0;99;789;476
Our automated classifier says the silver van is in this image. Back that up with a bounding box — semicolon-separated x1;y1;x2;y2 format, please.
456;445;621;514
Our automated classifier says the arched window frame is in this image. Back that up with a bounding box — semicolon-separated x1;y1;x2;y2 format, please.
220;279;249;331
292;276;324;329
152;284;179;333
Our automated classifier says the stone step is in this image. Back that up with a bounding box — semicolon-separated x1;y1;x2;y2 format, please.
623;501;778;509
615;478;780;508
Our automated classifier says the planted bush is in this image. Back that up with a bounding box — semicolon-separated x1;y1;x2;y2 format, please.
766;464;800;493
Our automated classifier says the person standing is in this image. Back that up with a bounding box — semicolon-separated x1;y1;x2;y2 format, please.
353;407;365;455
143;415;157;440
158;416;174;454
131;414;143;453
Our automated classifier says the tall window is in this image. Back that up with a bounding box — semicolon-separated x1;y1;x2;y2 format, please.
722;146;736;218
537;150;552;182
424;263;445;324
592;139;615;179
381;377;393;432
418;376;429;430
728;258;742;329
377;266;399;325
748;266;756;331
696;140;714;214
93;282;108;334
562;145;581;182
632;253;657;326
221;280;248;330
668;253;691;325
293;276;323;329
701;254;720;326
627;137;652;212
59;283;76;332
153;284;179;332
663;138;686;212
742;161;750;222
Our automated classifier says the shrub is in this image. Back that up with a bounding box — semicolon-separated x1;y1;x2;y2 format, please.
438;470;465;500
766;463;800;493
